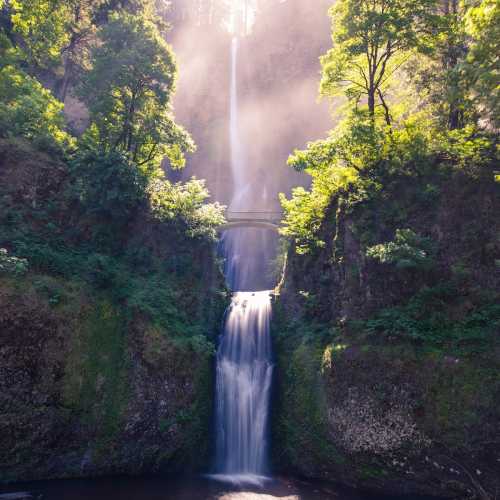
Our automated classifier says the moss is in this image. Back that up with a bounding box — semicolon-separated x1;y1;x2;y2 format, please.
174;350;214;468
63;300;129;437
420;356;500;449
273;326;346;472
359;465;389;480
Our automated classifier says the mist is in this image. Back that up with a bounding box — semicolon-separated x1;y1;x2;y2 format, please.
166;0;333;210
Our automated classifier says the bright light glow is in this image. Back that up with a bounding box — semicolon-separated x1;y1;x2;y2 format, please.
228;0;256;35
217;493;299;500
208;473;272;487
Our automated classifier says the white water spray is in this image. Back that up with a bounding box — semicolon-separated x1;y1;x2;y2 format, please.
213;38;275;485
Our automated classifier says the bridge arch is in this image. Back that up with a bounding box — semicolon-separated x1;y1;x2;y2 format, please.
218;211;282;233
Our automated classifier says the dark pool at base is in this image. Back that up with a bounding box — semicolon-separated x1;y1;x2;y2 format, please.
0;476;438;500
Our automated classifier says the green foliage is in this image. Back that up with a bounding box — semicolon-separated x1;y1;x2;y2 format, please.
148;177;226;239
366;229;436;270
79;13;194;172
0;248;28;275
0;65;73;151
10;0;72;67
364;284;500;345
465;0;500;128
321;0;438;119
289;112;386;173
434;126;498;171
69;149;148;246
409;0;499;129
279;188;329;254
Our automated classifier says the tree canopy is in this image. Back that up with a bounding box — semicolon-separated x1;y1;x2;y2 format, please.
79;13;194;173
0;0;224;256
320;0;438;122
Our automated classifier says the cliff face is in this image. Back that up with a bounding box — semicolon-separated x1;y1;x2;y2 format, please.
272;157;500;498
0;138;227;482
0;280;215;481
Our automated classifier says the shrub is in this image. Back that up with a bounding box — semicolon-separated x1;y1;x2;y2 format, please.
148;177;225;240
366;229;436;270
0;247;28;275
0;65;74;151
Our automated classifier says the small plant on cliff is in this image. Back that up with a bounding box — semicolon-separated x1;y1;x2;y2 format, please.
0;248;28;275
366;229;436;270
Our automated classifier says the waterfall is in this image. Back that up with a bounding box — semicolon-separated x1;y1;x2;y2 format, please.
213;291;273;483
229;38;245;207
212;38;275;485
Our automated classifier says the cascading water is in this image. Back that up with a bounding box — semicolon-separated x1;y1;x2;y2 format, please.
212;38;276;485
213;291;273;483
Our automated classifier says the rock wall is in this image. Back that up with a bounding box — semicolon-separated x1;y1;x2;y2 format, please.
272;159;500;498
0;138;227;482
0;274;218;482
0;275;219;481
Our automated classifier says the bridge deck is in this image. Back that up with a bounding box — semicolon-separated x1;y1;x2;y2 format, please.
221;211;283;230
225;211;282;222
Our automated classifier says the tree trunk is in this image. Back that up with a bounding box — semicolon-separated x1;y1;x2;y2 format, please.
368;88;376;119
58;57;74;102
442;0;465;130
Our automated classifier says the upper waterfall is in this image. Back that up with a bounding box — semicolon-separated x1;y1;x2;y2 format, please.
229;38;246;210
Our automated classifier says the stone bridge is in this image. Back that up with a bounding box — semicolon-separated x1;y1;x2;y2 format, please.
219;211;283;231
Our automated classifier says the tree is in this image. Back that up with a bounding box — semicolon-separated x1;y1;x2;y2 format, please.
465;0;499;129
320;0;438;124
411;0;473;130
410;0;499;131
0;63;73;150
9;0;104;100
10;0;72;68
9;0;161;101
79;13;194;173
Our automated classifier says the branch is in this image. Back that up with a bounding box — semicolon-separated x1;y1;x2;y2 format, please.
377;88;392;126
352;62;369;88
137;143;159;166
374;40;392;89
379;52;413;88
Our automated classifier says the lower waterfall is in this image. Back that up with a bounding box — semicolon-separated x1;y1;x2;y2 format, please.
213;290;274;484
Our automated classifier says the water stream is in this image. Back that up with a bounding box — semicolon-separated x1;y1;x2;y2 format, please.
213;291;273;483
213;37;276;485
